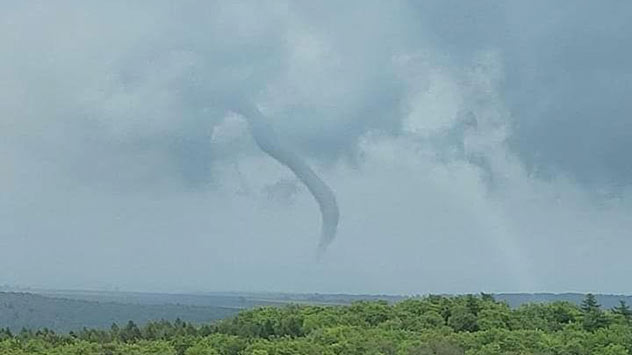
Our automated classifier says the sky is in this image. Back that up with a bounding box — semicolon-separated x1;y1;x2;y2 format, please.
1;0;632;295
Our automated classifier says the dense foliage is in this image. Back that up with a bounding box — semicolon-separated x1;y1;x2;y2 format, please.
1;294;631;354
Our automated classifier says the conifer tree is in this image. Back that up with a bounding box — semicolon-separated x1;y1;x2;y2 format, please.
580;294;609;331
612;300;632;322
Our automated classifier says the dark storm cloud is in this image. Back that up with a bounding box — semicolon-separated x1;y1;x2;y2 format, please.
410;1;632;187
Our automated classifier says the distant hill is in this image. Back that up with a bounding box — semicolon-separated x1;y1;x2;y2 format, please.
0;292;238;333
2;290;631;333
36;289;405;308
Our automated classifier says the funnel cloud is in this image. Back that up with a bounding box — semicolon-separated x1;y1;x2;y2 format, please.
233;103;339;254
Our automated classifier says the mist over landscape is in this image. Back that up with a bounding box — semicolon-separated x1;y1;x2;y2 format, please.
2;0;632;297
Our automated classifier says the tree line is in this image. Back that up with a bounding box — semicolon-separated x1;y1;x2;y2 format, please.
1;293;632;354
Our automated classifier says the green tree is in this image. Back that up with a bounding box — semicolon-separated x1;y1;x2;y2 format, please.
407;340;465;355
0;328;12;341
580;294;609;331
120;321;142;343
448;307;478;332
580;294;600;313
612;300;632;323
465;295;481;316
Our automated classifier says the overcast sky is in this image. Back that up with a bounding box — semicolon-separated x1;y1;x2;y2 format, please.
2;1;632;295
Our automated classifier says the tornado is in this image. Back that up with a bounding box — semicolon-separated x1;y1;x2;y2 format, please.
233;103;339;255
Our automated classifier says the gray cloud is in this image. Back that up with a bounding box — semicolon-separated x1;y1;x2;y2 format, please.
2;0;632;294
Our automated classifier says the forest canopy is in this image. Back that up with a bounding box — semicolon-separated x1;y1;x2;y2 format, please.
1;293;631;354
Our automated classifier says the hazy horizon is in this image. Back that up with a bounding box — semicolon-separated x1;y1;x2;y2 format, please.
2;1;632;295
